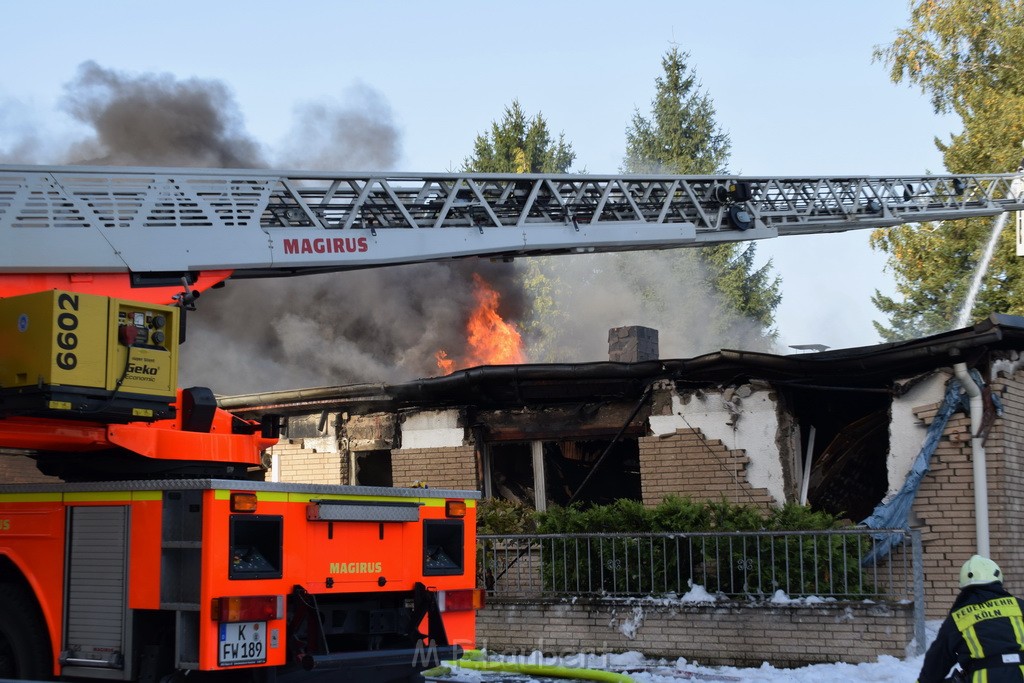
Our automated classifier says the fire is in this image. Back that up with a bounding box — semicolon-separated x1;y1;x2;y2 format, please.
435;273;525;374
435;349;455;375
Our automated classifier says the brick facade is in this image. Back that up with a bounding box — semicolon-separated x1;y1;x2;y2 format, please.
909;367;1024;619
0;454;59;484
391;445;478;490
269;438;348;485
477;598;914;667
988;368;1024;606
639;428;776;510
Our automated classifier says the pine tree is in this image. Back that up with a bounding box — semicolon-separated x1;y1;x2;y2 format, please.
464;99;574;173
620;47;780;348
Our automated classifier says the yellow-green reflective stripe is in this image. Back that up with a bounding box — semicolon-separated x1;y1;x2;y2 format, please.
65;492;131;502
0;493;62;503
211;490;473;506
961;624;985;658
1010;614;1024;648
284;493;470;506
952;597;1024;664
65;491;161;502
255;492;289;502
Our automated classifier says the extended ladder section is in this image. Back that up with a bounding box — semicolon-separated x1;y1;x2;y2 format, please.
2;165;1022;278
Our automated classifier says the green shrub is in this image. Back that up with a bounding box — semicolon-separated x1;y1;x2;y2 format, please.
530;497;869;598
476;498;537;535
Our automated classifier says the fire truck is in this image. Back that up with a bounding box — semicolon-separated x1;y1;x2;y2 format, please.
0;165;1021;683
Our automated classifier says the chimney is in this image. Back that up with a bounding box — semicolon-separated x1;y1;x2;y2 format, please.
608;326;659;362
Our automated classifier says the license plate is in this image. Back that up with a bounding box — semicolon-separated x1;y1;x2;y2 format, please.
219;622;266;666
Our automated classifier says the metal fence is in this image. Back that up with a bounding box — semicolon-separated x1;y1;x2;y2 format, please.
479;527;923;601
478;528;925;654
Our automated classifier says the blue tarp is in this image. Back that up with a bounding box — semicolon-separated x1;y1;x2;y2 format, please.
860;369;1000;565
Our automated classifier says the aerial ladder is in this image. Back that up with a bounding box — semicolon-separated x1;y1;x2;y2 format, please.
2;166;1023;300
0;164;1021;683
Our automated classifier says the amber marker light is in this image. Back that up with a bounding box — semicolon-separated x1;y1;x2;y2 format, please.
230;492;258;513
445;500;467;518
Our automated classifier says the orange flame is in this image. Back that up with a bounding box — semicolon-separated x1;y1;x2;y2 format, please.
435;349;455;375
435;273;525;374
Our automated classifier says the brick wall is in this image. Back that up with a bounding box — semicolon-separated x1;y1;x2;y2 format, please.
270;438;347;484
392;445;477;490
986;368;1024;606
0;455;60;484
908;399;975;618
477;598;914;667
638;428;776;509
909;367;1024;619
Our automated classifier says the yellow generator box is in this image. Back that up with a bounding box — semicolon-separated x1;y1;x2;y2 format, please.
0;290;180;420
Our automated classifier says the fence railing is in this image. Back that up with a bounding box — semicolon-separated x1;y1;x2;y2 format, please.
478;528;925;654
479;528;922;601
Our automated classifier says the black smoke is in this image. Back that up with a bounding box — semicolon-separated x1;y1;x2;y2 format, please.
183;260;526;391
39;61;524;393
61;61;266;167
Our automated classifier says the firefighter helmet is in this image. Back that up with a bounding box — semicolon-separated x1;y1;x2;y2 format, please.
959;555;1003;588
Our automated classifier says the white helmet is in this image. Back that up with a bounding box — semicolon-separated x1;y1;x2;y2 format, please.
960;555;1003;588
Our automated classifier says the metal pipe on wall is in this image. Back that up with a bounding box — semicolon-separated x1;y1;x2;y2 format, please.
954;362;989;557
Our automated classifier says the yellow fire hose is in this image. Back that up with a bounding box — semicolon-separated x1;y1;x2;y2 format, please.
423;650;635;683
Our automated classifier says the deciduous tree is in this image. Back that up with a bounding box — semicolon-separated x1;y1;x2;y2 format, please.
872;0;1024;339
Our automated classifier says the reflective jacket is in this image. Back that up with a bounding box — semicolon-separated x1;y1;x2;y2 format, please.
918;583;1024;683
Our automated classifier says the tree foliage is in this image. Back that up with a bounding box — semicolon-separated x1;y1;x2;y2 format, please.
623;48;730;176
875;0;1024;117
463;99;575;174
461;52;782;361
463;101;575;360
872;0;1024;339
621;48;780;345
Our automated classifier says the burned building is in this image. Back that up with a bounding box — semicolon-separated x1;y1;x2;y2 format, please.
213;316;1024;619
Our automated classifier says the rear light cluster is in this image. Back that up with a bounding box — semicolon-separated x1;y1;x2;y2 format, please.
212;595;284;622
438;588;485;612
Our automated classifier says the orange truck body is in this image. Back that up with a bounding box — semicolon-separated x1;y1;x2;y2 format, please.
0;245;484;683
0;478;481;682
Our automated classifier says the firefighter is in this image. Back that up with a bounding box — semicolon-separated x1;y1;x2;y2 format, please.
918;555;1024;682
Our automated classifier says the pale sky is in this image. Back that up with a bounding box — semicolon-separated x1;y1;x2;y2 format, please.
0;0;963;352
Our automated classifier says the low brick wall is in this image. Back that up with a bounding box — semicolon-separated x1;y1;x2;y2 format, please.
477;598;914;667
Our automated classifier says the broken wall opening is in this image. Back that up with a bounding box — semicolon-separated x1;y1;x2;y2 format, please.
485;438;642;511
478;402;648;511
785;386;890;522
354;450;393;486
343;412;397;487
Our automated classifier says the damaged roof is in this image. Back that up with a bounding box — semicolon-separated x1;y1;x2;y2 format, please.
219;314;1024;415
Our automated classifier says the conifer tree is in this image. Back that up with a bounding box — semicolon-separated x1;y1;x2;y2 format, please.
621;47;780;347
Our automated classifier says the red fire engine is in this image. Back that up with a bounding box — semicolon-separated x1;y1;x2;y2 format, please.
0;165;1019;683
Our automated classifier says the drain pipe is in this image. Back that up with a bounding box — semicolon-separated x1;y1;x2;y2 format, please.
954;362;989;557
